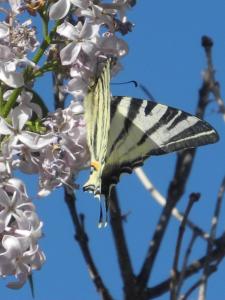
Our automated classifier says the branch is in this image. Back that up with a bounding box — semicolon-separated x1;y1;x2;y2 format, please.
170;193;200;300
137;148;196;290
201;36;225;123
198;175;225;300
109;187;137;299
176;232;197;296
64;187;114;300
135;167;210;241
179;265;216;300
145;233;225;299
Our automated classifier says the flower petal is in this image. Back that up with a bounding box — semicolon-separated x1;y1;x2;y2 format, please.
57;21;79;40
60;42;81;65
70;0;89;9
80;20;100;39
0;23;9;39
1;235;22;259
49;0;70;20
7;264;29;289
0;188;10;207
19;132;56;150
0;68;24;88
0;117;13;135
12;106;31;131
0;45;13;61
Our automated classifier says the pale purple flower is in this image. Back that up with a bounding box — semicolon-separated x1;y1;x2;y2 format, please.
0;45;25;87
0;176;45;289
101;31;129;57
0;106;55;151
0;142;14;180
0;19;38;87
76;4;115;30
66;75;89;99
0;235;28;277
38;103;89;196
3;90;43;118
0;23;9;39
0;178;39;232
101;0;135;23
0;235;45;289
0;187;34;233
8;0;23;14
57;20;100;65
10;19;39;54
49;0;91;20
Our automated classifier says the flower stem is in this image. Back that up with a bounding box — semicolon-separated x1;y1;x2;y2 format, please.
0;83;4;109
1;87;22;118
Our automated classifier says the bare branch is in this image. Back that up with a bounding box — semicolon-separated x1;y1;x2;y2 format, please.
211;83;225;123
145;233;225;299
176;232;198;296
135;167;210;241
170;193;200;300
179;279;203;300
179;265;216;300
137;147;196;290
201;36;225;123
64;187;113;300
109;187;137;299
198;175;225;300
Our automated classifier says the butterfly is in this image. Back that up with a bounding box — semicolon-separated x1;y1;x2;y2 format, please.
83;59;219;220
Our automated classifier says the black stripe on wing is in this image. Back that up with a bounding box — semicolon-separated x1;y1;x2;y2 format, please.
137;105;180;146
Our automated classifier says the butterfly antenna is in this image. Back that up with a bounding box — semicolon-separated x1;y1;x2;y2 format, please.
111;80;138;87
98;203;103;228
138;84;156;101
111;80;156;101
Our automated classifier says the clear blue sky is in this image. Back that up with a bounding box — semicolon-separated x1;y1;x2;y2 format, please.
1;1;225;299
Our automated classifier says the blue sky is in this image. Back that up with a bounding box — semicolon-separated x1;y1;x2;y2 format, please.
1;1;225;300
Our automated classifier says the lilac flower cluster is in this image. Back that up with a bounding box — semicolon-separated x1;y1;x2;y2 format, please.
0;0;135;288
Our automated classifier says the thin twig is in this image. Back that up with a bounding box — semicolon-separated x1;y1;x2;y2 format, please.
135;167;210;241
64;187;114;300
176;232;198;296
145;233;225;299
179;265;216;300
137;148;196;290
198;175;225;300
179;280;202;300
138;84;156;101
201;36;225;123
170;193;200;300
212;83;225;123
53;72;66;110
109;187;137;299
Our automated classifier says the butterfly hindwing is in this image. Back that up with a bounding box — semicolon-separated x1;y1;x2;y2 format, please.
100;96;219;196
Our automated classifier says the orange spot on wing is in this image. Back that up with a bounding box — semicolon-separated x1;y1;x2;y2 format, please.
91;161;101;171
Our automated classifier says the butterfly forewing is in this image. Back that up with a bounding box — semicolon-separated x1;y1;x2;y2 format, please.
101;96;219;195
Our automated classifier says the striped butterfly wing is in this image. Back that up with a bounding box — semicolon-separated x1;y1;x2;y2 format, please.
100;96;219;196
83;60;111;196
